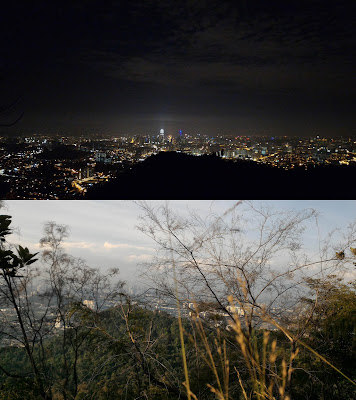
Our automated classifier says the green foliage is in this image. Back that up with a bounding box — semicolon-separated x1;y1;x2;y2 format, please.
0;294;355;400
0;215;38;276
0;245;38;276
290;278;356;400
17;245;38;266
0;215;12;240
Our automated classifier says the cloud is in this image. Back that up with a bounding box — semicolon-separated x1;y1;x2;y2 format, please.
28;241;97;250
28;241;155;253
103;242;154;252
80;0;354;97
61;241;97;249
61;241;155;253
127;254;153;262
84;50;350;97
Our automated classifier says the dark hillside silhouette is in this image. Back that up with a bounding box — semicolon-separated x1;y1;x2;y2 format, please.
86;152;356;199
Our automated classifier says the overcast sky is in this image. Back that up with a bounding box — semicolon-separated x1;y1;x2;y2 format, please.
3;200;356;286
1;1;354;136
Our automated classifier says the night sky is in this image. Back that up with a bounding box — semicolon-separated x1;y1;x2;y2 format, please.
1;0;355;136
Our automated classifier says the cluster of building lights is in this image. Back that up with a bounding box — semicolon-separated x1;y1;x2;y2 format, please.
0;132;355;199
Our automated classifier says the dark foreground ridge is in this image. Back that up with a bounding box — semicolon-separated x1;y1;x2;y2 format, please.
86;152;356;199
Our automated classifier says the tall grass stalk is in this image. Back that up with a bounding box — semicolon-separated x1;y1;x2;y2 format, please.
262;312;356;387
187;296;300;400
167;220;193;400
191;295;356;399
190;304;228;400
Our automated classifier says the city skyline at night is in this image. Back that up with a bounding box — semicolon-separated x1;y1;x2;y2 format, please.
1;132;356;199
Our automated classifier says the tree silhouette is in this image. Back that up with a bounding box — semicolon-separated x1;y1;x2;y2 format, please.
0;216;124;399
0;97;24;127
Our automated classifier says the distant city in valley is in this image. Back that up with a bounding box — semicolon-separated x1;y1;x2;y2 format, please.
1;131;356;199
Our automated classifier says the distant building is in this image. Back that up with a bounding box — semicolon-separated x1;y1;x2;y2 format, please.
226;305;245;316
83;299;95;310
78;167;93;179
159;129;165;143
95;151;112;164
54;315;63;329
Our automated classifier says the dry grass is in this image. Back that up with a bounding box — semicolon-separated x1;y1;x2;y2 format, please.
174;295;355;400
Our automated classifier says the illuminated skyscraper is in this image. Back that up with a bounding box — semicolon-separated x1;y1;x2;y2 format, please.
159;128;165;143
